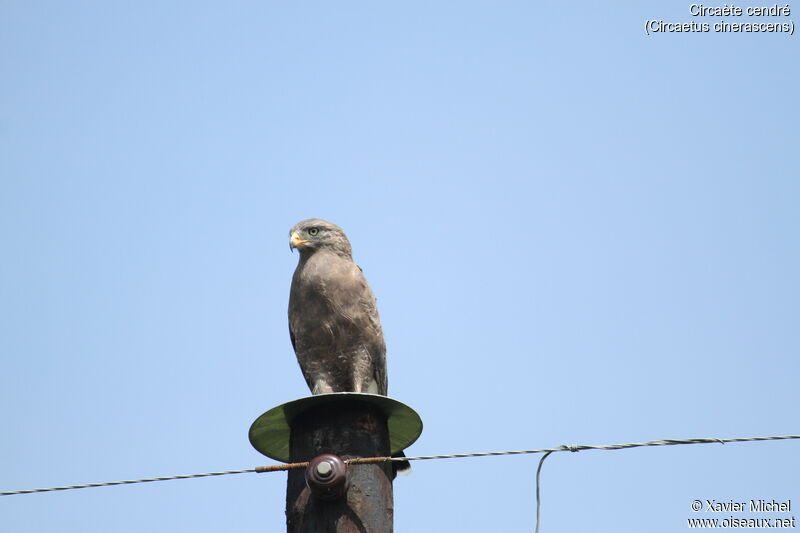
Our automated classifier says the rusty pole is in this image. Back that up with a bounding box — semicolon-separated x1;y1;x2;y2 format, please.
285;399;394;533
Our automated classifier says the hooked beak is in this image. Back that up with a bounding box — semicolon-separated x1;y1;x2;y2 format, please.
289;231;309;251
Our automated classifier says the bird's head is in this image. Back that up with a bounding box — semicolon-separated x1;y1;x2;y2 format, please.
289;219;353;258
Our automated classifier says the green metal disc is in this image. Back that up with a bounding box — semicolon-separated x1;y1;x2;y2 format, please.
249;392;423;462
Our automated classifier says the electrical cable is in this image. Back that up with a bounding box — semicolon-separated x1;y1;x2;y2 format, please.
2;433;798;497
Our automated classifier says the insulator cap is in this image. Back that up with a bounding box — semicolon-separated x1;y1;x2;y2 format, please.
305;454;349;500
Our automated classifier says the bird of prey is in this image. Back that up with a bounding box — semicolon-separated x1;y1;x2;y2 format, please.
288;219;388;396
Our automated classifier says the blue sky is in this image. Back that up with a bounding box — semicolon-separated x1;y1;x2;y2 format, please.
1;2;798;531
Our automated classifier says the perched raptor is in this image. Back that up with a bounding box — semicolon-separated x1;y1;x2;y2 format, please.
288;219;388;395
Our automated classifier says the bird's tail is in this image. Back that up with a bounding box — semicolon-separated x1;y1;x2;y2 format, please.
392;451;411;477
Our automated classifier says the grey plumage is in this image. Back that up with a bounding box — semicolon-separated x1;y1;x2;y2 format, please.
288;219;388;395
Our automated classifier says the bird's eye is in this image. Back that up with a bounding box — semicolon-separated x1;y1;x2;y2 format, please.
308;227;319;236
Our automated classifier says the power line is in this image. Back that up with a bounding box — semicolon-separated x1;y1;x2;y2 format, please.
2;433;798;497
385;433;800;462
0;469;259;496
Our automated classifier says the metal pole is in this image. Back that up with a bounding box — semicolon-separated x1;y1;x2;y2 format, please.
285;399;394;533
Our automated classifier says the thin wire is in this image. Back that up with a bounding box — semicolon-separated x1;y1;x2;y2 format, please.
534;450;553;533
0;463;310;497
2;434;798;496
0;469;258;496
387;434;800;463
